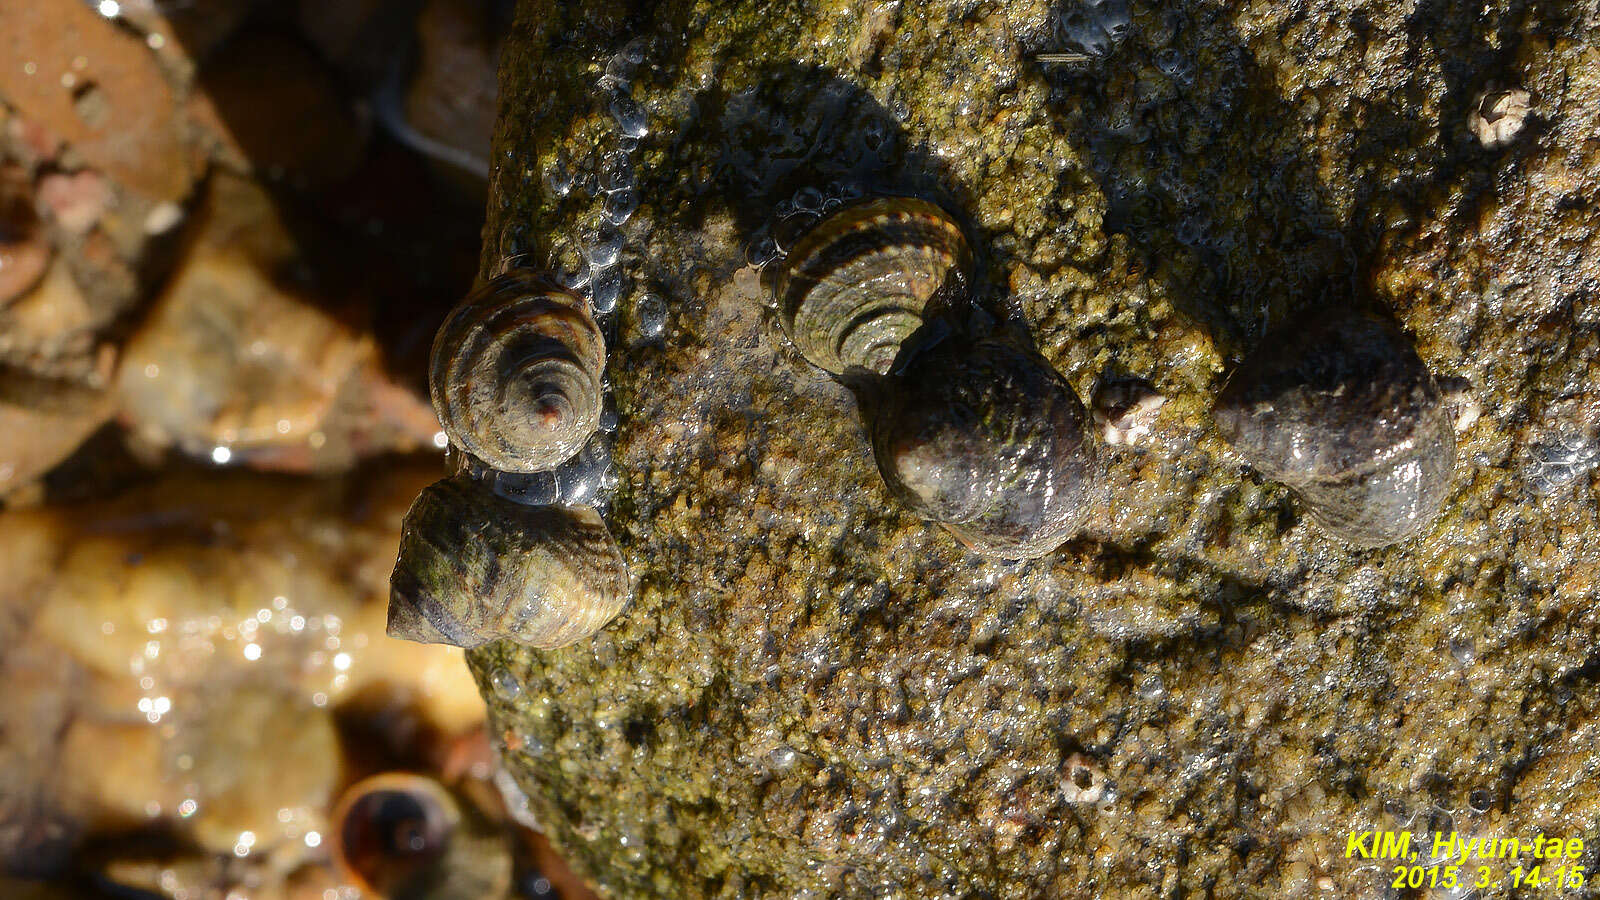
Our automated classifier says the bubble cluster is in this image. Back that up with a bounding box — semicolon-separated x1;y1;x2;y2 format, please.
1051;0;1133;59
746;179;869;275
1526;432;1598;495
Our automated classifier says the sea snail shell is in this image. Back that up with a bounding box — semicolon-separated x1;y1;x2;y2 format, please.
1213;306;1456;548
331;772;512;900
388;474;630;649
772;197;973;375
863;328;1096;559
429;269;604;473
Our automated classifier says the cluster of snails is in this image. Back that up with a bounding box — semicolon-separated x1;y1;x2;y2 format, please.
388;198;1465;652
771;195;1464;553
387;269;631;650
772;197;1098;559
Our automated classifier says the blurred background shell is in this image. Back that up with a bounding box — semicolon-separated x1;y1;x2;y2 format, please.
331;772;512;900
772;197;973;375
389;473;630;650
1213;306;1457;548
429;271;605;474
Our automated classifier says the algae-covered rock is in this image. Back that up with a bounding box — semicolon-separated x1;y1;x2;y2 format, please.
472;0;1600;895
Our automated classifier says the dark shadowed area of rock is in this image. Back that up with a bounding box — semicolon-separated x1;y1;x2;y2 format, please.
472;0;1600;896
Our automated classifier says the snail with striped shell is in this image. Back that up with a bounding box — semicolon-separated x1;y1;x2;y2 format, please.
771;196;972;375
388;473;630;649
430;269;605;473
1213;306;1457;548
858;325;1097;559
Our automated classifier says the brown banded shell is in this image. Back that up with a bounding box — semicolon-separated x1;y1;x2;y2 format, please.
864;329;1095;559
1213;306;1456;548
388;474;630;649
773;197;973;375
429;269;604;473
331;773;511;900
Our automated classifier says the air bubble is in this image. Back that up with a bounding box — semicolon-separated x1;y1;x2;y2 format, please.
598;151;636;193
487;469;559;506
553;439;612;504
745;234;778;267
544;159;574;198
490;667;522;701
589;266;626;314
793;186;825;212
609;95;649;138
587;227;623;267
635;292;667;338
603;189;640;225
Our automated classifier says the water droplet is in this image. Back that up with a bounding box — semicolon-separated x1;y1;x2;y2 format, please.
589;266;626;314
598;151;635;194
635;292;667;338
553;439;611;504
586;227;623;267
488;469;559;506
491;667;522;701
793;186;824;212
609;95;649;138
603;188;640;225
545;159;574;198
745;234;778;267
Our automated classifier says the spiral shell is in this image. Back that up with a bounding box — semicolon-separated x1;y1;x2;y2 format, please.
1213;306;1456;548
331;772;511;900
388;474;630;649
429;270;604;473
773;197;973;375
864;329;1095;559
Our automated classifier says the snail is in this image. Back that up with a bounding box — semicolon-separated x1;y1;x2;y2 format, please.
388;473;630;649
1212;305;1456;548
430;269;605;473
857;325;1096;559
771;196;973;375
331;772;512;900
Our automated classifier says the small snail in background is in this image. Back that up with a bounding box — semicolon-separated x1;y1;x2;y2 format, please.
388;473;630;649
1212;305;1456;548
771;196;973;375
331;772;511;900
858;325;1097;559
430;269;605;473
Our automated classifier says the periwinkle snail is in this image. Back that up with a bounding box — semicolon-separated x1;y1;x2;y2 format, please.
331;772;511;900
859;326;1096;559
388;473;630;649
430;269;605;473
774;196;1095;559
772;196;972;375
1213;306;1456;548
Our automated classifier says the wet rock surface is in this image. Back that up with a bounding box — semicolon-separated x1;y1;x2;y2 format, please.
476;0;1600;896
